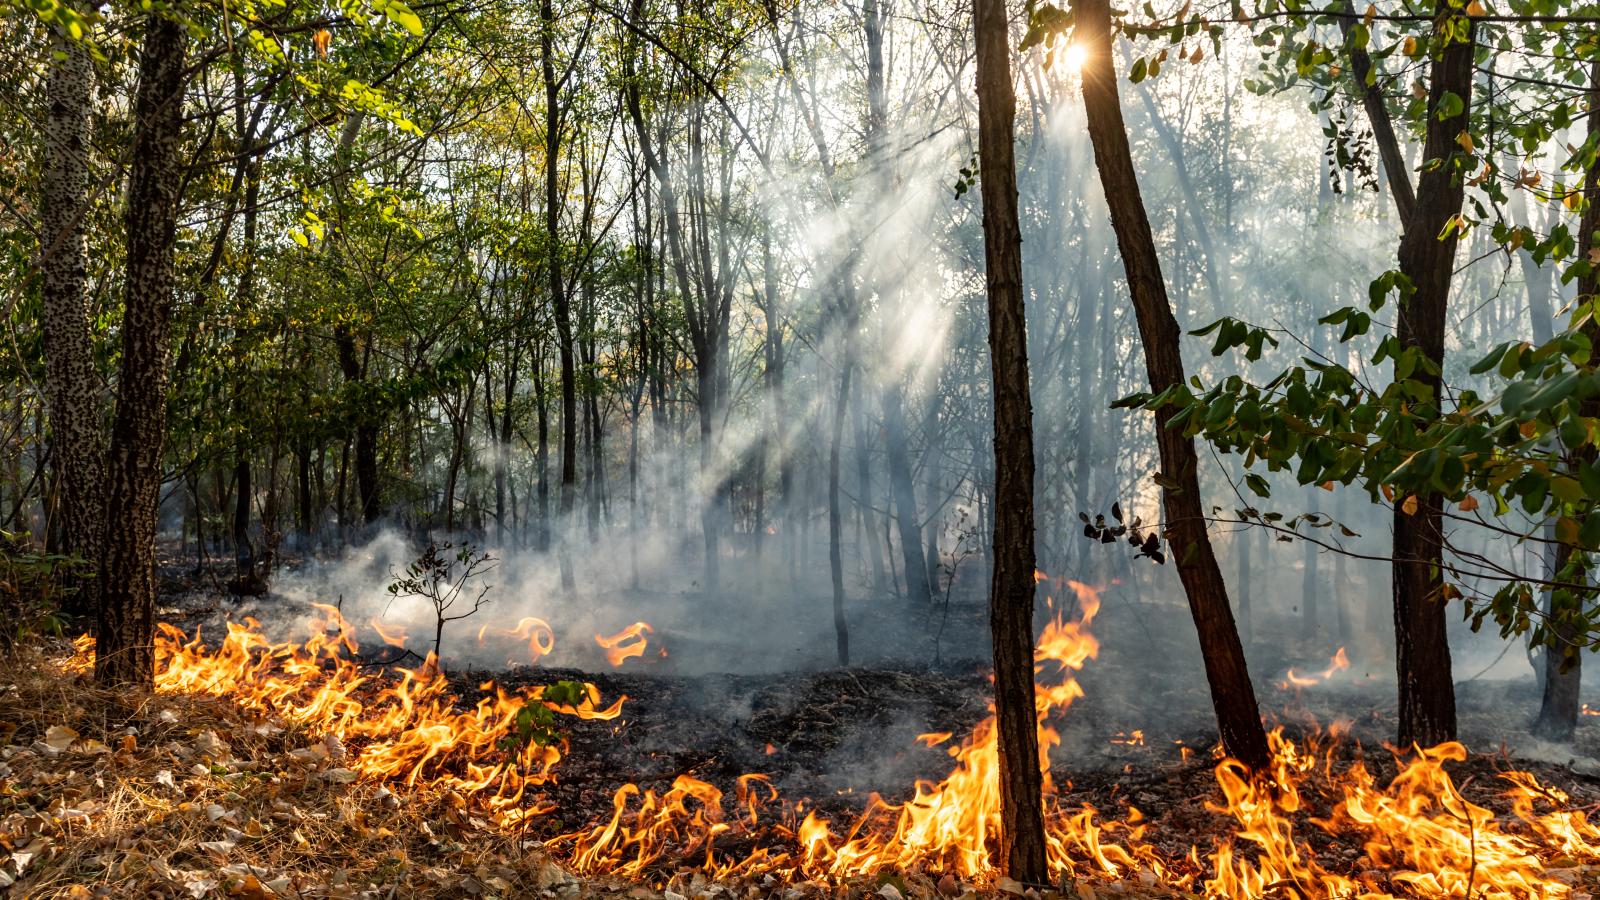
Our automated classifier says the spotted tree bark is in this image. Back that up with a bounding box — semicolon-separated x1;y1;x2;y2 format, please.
96;14;187;687
972;0;1047;879
1075;0;1270;770
40;23;105;616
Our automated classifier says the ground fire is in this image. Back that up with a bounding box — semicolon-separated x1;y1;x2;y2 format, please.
45;581;1600;898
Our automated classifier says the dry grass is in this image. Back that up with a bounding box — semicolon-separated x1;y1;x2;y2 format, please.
0;643;1173;900
0;641;603;898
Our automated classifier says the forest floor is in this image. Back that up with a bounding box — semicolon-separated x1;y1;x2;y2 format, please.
10;631;1600;899
9;554;1600;897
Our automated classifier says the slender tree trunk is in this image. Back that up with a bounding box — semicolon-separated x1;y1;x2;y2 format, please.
40;22;104;617
1338;0;1417;225
296;436;312;542
232;451;253;582
828;361;852;666
972;0;1046;879
884;391;931;604
96;14;186;687
1533;57;1599;741
542;0;577;592
1389;4;1474;748
534;348;552;553
1075;0;1270;769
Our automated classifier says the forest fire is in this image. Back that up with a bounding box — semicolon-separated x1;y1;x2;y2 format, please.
57;583;1600;898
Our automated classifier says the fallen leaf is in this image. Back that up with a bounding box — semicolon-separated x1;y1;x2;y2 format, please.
43;725;79;752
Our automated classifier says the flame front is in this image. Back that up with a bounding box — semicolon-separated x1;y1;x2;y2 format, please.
62;583;1600;897
74;604;613;829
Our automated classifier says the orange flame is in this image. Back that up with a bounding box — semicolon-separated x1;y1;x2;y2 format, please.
1280;646;1350;690
477;616;556;666
368;617;408;648
69;605;615;828
59;580;1600;897
595;622;653;667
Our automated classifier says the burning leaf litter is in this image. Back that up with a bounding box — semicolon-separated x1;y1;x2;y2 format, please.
11;582;1600;897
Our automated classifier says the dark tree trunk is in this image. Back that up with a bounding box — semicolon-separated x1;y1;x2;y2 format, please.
972;0;1047;880
1389;5;1474;748
335;329;380;525
96;14;186;687
1337;0;1417;225
543;0;578;591
1075;0;1270;769
232;452;253;582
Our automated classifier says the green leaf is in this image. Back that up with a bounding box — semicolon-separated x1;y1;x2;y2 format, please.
383;1;424;37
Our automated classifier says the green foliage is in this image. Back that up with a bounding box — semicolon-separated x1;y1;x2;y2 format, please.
500;680;589;755
0;532;85;651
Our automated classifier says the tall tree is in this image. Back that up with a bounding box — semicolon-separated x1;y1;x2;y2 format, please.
542;0;579;592
39;18;104;615
972;0;1047;879
96;13;187;686
1073;0;1271;769
1387;2;1474;747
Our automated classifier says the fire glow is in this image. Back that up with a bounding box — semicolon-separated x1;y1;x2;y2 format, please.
64;584;1600;898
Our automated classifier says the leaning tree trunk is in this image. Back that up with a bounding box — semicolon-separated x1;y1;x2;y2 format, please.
972;0;1047;880
1533;57;1599;741
1075;0;1271;770
1390;4;1474;748
40;22;104;617
96;14;187;687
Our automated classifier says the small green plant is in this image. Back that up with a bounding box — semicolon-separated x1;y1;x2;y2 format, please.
0;530;88;651
500;680;588;756
386;541;495;668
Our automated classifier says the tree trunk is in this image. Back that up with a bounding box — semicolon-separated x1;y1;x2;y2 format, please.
1338;0;1417;225
534;347;552;553
1389;4;1474;748
296;436;313;542
972;0;1047;879
828;362;852;667
232;451;253;583
1532;57;1599;742
541;0;577;592
1075;0;1270;769
40;22;104;617
884;390;932;604
96;14;187;687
